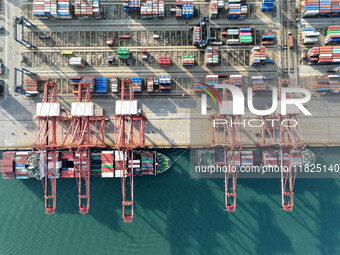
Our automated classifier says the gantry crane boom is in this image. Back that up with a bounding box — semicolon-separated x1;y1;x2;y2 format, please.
33;81;64;214
260;79;304;211
210;82;242;211
114;78;145;222
63;81;106;214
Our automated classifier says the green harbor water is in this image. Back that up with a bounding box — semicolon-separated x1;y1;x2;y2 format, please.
0;147;339;255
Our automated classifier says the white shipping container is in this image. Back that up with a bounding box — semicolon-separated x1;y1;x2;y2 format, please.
102;172;114;178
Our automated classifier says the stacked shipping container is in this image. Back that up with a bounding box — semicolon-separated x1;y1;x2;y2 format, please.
140;0;165;19
182;55;195;66
206;75;219;88
261;0;276;11
226;0;248;19
110;77;119;93
326;25;340;44
95;78;108;93
301;0;340;17
141;152;154;175
314;75;340;92
239;27;252;44
159;76;171;92
261;34;275;45
205;46;219;66
33;0;72;20
1;152;15;179
308;46;340;64
176;0;194;19
250;46;267;65
159;56;171;66
131;77;142;92
25;79;39;93
117;48;130;60
69;57;86;67
61;151;75;178
251;76;273;92
193;26;200;45
101;151;114;178
302;28;320;44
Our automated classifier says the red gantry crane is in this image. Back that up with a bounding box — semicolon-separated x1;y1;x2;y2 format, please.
259;79;304;211
33;81;66;214
211;82;242;212
114;78;145;222
63;81;106;214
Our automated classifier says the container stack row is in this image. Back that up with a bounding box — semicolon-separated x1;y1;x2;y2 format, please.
226;0;248;19
314;75;340;92
123;0;141;13
261;0;276;12
210;0;219;18
89;152;101;177
159;55;171;66
239;27;253;44
141;152;154;175
263;151;278;166
176;0;194;19
16;152;30;179
302;28;320;44
0;152;16;179
223;74;243;87
251;76;273;92
131;77;143;92
110;77;119;93
147;77;154;92
25;79;39;93
47;152;61;179
193;26;200;45
326;25;340;44
308;46;340;64
101;151;114;178
261;34;275;45
183;55;195;66
33;0;72;20
115;151;127;178
206;75;219;88
250;46;267;66
69;57;86;67
205;46;219;66
301;0;340;17
95;78;108;93
74;0;101;19
81;77;95;93
60;151;75;178
225;28;253;45
130;153;141;174
214;150;254;166
141;0;165;19
241;151;253;166
117;48;130;60
70;76;95;94
159;76;171;93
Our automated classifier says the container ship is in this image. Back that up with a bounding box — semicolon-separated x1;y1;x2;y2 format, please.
0;150;172;180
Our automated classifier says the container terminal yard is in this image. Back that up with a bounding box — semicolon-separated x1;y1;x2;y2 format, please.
0;0;340;222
